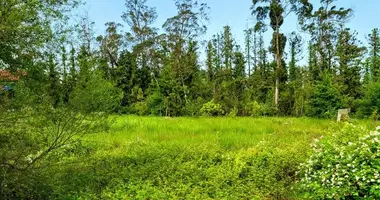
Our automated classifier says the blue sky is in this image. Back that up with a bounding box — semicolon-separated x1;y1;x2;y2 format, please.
84;0;380;64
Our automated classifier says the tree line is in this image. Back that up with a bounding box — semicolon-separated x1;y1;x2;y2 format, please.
1;0;380;119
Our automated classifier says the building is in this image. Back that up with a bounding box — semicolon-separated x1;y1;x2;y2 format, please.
0;70;27;96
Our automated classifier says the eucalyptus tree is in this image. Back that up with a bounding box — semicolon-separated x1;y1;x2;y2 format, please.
206;40;214;80
297;0;353;78
162;0;210;104
96;22;123;80
251;0;300;108
122;0;158;92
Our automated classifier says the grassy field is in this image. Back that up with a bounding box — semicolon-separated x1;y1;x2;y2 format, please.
50;116;379;199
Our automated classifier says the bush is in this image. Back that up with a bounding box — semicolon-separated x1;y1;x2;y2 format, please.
298;124;380;199
245;101;263;117
70;73;122;113
307;75;342;118
199;99;224;116
358;82;380;118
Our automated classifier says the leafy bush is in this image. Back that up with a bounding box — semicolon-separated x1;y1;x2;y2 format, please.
307;75;342;118
298;124;380;199
199;99;224;116
131;101;149;115
0;85;111;199
358;82;380;118
70;73;122;113
228;107;238;117
245;101;263;117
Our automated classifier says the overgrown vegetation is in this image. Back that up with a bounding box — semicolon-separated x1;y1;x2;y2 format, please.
1;0;380;199
5;115;379;199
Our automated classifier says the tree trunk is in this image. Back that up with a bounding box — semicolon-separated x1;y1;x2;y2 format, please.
275;28;280;108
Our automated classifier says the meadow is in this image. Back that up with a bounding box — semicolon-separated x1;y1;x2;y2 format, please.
36;116;377;199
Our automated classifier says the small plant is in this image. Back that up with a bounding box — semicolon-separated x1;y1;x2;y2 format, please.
298;123;380;199
245;101;263;117
228;107;238;117
199;99;224;116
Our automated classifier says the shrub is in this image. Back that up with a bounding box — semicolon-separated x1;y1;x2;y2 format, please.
307;74;342;118
228;107;238;117
199;99;224;116
245;101;262;117
358;82;380;118
70;73;122;113
298;124;380;199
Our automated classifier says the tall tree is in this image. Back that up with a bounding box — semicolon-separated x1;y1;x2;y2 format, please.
206;40;214;80
97;22;123;80
122;0;158;92
367;28;380;82
223;25;234;69
244;28;253;76
335;28;366;100
162;0;209;104
288;32;303;82
251;0;300;108
298;0;353;77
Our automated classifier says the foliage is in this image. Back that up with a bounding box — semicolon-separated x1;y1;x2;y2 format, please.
199;99;224;116
298;124;380;199
70;72;123;113
307;74;343;118
35;116;347;199
358;82;380;118
0;90;110;199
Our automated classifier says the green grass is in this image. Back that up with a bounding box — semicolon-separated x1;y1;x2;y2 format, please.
51;116;380;199
85;116;337;150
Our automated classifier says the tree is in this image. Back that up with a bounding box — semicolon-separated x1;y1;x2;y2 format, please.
122;0;158;92
244;28;253;76
288;32;303;82
367;28;380;82
0;0;79;70
206;40;214;80
223;25;234;69
298;0;353;77
162;0;209;106
97;22;123;80
335;28;366;101
251;0;300;108
358;82;380;118
0;83;111;199
307;74;342;118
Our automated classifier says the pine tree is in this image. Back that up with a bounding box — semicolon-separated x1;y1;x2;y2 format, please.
336;28;366;100
368;28;380;82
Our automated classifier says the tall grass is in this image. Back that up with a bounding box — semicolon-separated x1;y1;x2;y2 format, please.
86;116;338;150
49;116;380;199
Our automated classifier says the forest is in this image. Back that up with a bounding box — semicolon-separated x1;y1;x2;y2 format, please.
1;0;380;199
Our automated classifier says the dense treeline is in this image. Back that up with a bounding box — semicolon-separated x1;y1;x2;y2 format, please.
1;0;380;119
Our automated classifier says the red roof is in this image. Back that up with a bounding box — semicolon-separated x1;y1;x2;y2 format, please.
0;70;27;81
